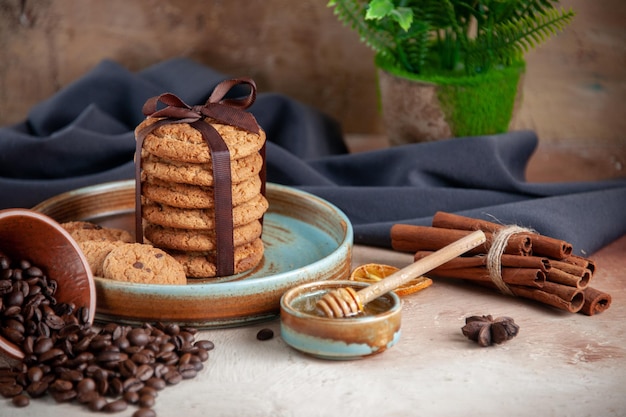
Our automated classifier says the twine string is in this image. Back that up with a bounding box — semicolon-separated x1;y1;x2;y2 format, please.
486;226;532;296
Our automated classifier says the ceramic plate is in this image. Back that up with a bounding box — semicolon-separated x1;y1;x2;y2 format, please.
33;180;353;328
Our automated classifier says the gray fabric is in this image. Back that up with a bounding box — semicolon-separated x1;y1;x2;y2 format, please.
1;58;625;255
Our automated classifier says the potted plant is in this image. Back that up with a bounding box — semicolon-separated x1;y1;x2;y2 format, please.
328;0;575;144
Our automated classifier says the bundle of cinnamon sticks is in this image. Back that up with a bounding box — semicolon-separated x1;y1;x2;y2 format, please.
390;212;611;315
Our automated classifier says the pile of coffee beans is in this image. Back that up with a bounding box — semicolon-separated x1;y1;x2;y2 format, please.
0;251;214;417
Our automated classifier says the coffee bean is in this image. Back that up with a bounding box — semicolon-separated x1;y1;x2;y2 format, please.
38;347;64;363
114;336;130;350
77;306;90;325
76;389;99;404
88;395;107;411
123;390;139;404
26;380;48;398
58;368;83;382
50;388;77;403
163;370;182;385
0;382;23;397
108;377;124;396
58;323;81;338
3;305;21;317
134;407;157;417
11;393;29;407
136;364;154;382
102;398;128;413
2;327;24;345
50;379;73;392
190;360;204;372
97;350;122;364
138;392;156;408
24;266;43;278
96;375;109;396
6;288;24;306
158;350;178;365
26;366;43;383
144;377;166;391
138;386;158;398
33;337;53;354
90;334;112;351
196;347;209;362
131;352;152;365
178;363;197;379
194;339;215;351
0;374;17;384
119;358;138;378
128;328;150;346
122;377;144;393
256;328;274;341
76;377;96;394
44;313;65;330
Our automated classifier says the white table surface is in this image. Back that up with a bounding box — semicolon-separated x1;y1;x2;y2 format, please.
4;239;626;417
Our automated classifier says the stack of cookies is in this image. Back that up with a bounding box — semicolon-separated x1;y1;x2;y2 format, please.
135;119;268;279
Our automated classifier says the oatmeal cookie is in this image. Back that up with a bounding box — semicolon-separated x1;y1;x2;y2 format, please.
140;151;263;186
77;240;125;277
141;176;261;209
141;194;268;230
102;243;187;285
137;118;265;163
62;221;133;243
144;220;262;252
170;238;264;278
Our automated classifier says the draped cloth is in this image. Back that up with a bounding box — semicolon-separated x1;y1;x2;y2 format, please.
1;58;625;256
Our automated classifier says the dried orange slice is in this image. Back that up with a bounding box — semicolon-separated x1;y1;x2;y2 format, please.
349;263;433;296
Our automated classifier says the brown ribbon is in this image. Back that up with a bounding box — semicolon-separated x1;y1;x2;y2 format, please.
134;78;261;277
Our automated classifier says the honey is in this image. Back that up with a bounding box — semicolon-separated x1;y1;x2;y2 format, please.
291;287;394;318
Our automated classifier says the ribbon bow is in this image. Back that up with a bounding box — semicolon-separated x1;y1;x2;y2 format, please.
134;78;262;277
141;77;260;135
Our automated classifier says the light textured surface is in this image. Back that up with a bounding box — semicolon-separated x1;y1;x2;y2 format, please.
3;236;625;417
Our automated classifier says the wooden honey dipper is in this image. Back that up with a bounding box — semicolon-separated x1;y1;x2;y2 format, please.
316;230;487;318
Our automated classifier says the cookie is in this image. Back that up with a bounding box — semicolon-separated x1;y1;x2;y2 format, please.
144;220;263;252
170;238;264;278
137;118;266;163
141;152;263;186
141;176;262;209
102;243;187;285
62;221;133;243
141;193;268;230
78;240;125;276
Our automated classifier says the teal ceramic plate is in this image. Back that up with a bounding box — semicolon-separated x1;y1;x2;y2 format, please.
33;180;353;328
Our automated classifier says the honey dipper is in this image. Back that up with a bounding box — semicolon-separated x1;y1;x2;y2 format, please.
316;230;486;318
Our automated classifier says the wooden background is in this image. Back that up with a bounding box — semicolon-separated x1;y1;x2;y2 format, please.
1;0;624;148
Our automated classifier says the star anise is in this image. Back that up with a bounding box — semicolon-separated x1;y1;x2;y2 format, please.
461;315;519;347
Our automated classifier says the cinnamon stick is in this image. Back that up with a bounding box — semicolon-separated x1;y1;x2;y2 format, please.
562;255;596;275
579;287;612;316
550;259;591;278
413;252;551;272
509;284;584;313
391;224;531;256
431;211;572;259
546;267;591;289
529;234;573;259
432;211;503;233
425;267;545;288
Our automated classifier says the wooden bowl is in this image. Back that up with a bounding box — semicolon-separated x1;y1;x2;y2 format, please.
0;209;96;359
280;280;402;360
